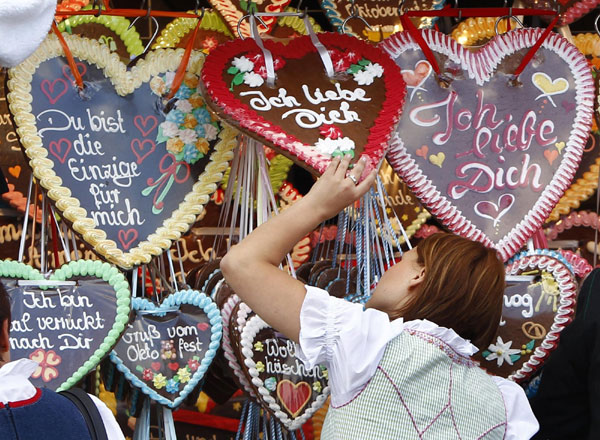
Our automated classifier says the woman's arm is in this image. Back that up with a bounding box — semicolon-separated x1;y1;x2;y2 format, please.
220;155;376;342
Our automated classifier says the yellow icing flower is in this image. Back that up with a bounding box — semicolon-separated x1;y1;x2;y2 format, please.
177;367;191;383
196;138;209;155
312;382;322;393
256;361;265;373
189;93;204;108
183;114;198;129
153;373;167;389
254;341;264;352
321;368;328;380
150;76;166;95
167;138;185;154
183;73;199;89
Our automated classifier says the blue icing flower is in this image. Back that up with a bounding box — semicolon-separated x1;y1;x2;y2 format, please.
183;144;200;164
194;124;206;140
193;107;212;125
167;109;186;125
264;377;277;392
175;84;193;99
166;379;180;394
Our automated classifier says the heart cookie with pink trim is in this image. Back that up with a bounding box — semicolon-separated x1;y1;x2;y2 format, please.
201;33;406;176
237;314;329;431
479;250;577;382
7;34;237;269
381;29;594;260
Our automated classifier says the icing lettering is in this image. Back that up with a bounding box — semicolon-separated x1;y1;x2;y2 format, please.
121;323;161;347
504;292;533;318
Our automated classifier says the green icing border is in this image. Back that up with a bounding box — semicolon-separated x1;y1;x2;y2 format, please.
58;6;144;57
0;259;131;391
153;10;233;50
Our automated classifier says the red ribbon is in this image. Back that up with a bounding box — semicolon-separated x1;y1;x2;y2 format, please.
51;21;84;90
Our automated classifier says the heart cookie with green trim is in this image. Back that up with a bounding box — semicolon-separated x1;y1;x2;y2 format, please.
0;259;130;391
7;34;237;269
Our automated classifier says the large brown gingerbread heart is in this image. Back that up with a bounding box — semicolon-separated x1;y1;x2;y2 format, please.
201;33;406;176
382;29;594;261
7;34;237;269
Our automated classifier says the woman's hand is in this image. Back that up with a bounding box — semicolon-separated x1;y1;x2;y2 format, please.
303;155;378;223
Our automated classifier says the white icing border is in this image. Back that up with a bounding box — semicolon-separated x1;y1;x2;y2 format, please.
381;29;594;261
505;252;577;382
240;314;330;431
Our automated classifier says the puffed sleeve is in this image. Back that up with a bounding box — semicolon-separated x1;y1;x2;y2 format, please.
295;285;404;405
492;376;539;439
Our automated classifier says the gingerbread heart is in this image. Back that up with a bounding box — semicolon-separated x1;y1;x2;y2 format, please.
520;0;600;25
382;29;594;261
479;250;577;382
320;0;446;41
238;315;329;431
201;33;405;176
7;34;237;269
110;289;222;408
208;0;292;38
0;259;130;391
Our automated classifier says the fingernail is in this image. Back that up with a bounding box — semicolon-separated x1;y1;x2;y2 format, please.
360;156;367;162
344;154;352;159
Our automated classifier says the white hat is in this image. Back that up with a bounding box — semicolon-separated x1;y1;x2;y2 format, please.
0;0;57;67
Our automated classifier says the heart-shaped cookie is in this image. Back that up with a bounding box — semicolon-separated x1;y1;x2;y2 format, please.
239;315;329;431
520;0;600;25
0;259;130;391
201;33;406;176
479;250;577;382
382;29;594;261
208;0;292;38
320;0;446;41
109;289;222;408
7;34;237;269
57;8;144;61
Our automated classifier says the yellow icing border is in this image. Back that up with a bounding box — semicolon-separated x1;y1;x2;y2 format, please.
572;33;600;57
7;34;237;269
451;17;520;46
152;10;233;50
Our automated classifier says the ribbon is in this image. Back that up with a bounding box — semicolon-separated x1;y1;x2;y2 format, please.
142;153;191;214
51;21;84;90
399;14;442;77
303;14;334;78
250;14;276;87
166;18;201;100
513;14;561;79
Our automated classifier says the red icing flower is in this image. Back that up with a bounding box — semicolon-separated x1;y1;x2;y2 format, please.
188;359;200;371
202;37;219;52
247;52;286;78
29;349;61;383
320;124;343;140
345;50;361;64
211;188;225;205
328;50;349;73
142;368;154;381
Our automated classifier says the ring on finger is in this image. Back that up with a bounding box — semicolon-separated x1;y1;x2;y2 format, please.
347;174;358;185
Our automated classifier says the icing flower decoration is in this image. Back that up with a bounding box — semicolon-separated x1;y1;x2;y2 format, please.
188;358;200;371
520;340;535;356
153;373;167;389
232;56;254;73
202;37;219;52
265;377;277;392
320;366;329;380
346;58;383;86
256;361;265;373
166;379;180;394
29;349;61;383
319;124;343;140
243;71;264;88
254;341;264;352
142;368;154;381
177;367;191;384
312;382;322;393
484;336;521;366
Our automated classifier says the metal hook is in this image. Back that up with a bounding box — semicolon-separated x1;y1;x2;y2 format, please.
398;0;405;16
127;2;160;67
494;13;525;35
237;13;269;39
341;0;372;34
93;0;103;17
595;13;600;37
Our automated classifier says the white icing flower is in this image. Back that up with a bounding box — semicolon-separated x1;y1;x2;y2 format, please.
164;71;176;87
233;56;254;73
203;124;218;141
485;336;521;367
175;99;193;113
314;137;356;156
354;69;376;86
178;128;198;145
160;121;179;138
365;62;383;78
243;71;264;88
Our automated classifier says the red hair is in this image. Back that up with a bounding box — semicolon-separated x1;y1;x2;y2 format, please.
393;233;505;348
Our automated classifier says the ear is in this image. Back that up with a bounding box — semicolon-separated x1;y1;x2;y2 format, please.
0;319;9;354
408;266;425;289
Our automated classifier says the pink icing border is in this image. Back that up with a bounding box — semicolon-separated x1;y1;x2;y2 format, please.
558;0;600;25
546;210;600;240
505;253;577;382
381;29;594;262
201;32;406;176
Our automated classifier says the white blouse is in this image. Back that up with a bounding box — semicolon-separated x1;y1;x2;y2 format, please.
296;286;539;440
